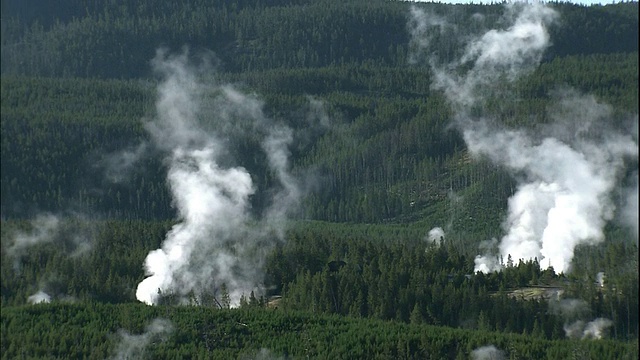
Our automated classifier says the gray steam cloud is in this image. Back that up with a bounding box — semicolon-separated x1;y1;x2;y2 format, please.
5;213;94;272
101;143;150;183
6;213;60;265
409;3;638;274
581;318;614;339
623;177;639;241
425;3;558;108
112;318;173;360
620;166;639;243
471;345;505;360
135;49;305;306
407;6;450;65
549;297;613;340
596;271;606;287
24;276;78;305
564;318;614;340
306;96;331;130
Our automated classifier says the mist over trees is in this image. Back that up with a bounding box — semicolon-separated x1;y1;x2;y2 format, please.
1;0;638;358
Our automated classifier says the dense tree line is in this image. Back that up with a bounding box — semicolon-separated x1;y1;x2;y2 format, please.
2;52;637;223
1;219;637;341
2;302;637;359
1;1;637;358
273;223;638;341
1;1;637;78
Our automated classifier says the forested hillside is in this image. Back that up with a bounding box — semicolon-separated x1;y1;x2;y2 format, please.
1;0;638;358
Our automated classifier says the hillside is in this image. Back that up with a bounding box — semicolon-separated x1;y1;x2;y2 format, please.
1;0;638;358
1;303;638;359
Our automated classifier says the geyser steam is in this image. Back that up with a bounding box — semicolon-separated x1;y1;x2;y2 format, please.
409;3;638;274
112;318;173;359
27;290;52;304
467;105;637;273
135;50;301;306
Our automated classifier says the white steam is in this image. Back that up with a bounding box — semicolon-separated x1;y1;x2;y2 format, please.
135;49;303;306
596;271;605;287
620;167;639;243
7;214;60;262
6;213;94;272
27;290;51;304
409;3;638;274
549;297;613;340
471;345;505;360
101;143;150;183
428;3;558;108
426;226;445;245
468;108;636;273
112;318;173;360
564;318;614;340
549;298;590;321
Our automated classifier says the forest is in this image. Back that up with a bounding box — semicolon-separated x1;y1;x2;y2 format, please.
1;0;638;359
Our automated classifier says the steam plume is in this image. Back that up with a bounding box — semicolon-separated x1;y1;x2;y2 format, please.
581;318;614;340
135;49;302;306
471;345;505;360
101;143;150;183
6;213;94;272
549;297;613;340
549;298;589;321
426;226;445;245
407;6;449;65
564;318;613;340
409;3;638;274
112;318;173;360
427;3;558;108
27;290;51;304
596;271;605;287
468;104;637;273
7;214;60;266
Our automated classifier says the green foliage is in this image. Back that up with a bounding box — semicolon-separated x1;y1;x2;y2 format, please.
0;0;638;357
1;1;637;78
1;303;637;359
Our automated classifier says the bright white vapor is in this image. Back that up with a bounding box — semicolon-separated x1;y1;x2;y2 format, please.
408;2;638;274
135;49;305;306
6;213;95;273
27;290;51;304
7;214;60;264
471;345;505;360
466;106;637;273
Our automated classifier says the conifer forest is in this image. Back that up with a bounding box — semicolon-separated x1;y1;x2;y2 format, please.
1;0;638;359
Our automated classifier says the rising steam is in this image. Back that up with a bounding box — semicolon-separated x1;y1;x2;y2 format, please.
467;99;637;273
6;213;95;274
426;226;445;245
409;3;638;274
549;297;613;340
135;49;303;306
6;214;60;271
112;318;173;359
27;290;51;304
471;345;505;360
